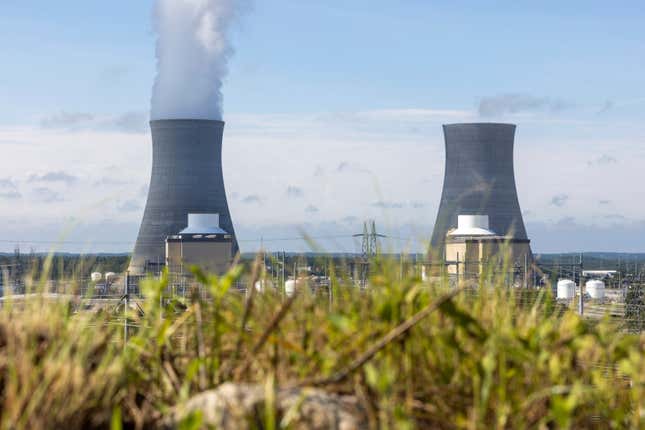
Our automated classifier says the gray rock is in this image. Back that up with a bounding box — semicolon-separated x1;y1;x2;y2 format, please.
170;382;368;429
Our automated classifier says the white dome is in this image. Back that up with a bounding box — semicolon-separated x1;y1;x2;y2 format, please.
90;272;102;282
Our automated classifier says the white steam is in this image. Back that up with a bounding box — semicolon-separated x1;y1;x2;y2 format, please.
151;0;244;120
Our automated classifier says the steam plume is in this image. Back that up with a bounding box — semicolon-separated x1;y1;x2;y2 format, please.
151;0;244;120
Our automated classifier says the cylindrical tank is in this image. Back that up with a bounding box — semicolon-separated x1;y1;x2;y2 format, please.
586;280;605;299
557;279;576;300
431;123;531;255
129;120;238;274
105;272;117;283
254;279;273;293
284;279;297;297
91;272;102;282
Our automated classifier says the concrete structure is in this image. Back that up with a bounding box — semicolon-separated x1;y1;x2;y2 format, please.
166;213;234;275
129;120;238;274
444;215;532;279
431;123;530;256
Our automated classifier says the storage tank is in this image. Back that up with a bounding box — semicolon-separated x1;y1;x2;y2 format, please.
586;280;605;299
254;279;273;293
557;279;576;300
285;279;298;297
105;272;117;283
90;272;102;282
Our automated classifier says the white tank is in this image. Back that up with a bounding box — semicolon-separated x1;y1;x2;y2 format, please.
284;279;297;297
90;272;102;282
557;279;576;299
254;279;273;293
105;272;117;283
586;280;605;299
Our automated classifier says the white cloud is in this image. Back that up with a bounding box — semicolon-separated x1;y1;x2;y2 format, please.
1;106;644;252
478;94;571;117
40;111;148;134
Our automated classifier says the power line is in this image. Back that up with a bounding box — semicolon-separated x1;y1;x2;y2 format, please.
0;234;419;247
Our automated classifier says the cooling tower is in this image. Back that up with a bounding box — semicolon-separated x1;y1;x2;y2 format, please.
430;123;529;252
129;119;238;274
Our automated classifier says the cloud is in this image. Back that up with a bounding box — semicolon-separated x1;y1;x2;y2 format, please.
32;187;63;203
117;200;142;212
241;194;262;204
0;191;21;200
335;161;371;175
109;112;148;134
93;177;130;187
598;200;611;205
587;154;617;166
305;205;319;214
286;185;304;198
550;194;569;207
478;94;571;117
0;177;18;189
341;216;358;224
603;214;626;221
598;100;613;114
40;111;147;134
527;218;645;253
41;112;95;129
0;178;21;199
28;171;78;185
372;201;404;209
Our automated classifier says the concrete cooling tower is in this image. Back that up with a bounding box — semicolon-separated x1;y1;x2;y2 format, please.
129;119;238;274
430;123;530;253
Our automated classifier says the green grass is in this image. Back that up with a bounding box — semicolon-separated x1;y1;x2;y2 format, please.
0;254;643;429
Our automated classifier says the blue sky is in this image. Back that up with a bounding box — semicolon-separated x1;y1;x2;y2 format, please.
0;1;644;253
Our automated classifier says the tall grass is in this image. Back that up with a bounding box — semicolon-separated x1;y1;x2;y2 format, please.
0;254;643;429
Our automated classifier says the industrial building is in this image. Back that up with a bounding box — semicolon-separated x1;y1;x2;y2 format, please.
444;215;532;279
166;213;234;275
431;123;531;260
129;120;238;274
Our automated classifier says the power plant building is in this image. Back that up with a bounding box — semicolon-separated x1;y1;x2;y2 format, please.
431;123;531;259
444;215;532;278
166;213;234;275
129;119;238;274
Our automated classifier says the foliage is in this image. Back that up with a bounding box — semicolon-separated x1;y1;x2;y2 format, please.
0;255;643;429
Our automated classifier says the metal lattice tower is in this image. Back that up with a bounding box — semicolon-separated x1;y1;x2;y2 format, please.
353;220;385;287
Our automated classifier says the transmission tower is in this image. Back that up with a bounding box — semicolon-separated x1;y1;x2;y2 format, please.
353;220;385;287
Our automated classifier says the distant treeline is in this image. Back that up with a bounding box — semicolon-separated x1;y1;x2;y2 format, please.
2;251;645;281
